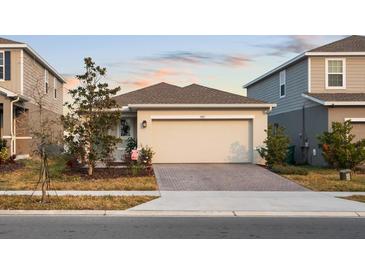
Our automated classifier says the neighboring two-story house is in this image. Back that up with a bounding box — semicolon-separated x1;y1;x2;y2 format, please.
0;37;65;158
245;35;365;166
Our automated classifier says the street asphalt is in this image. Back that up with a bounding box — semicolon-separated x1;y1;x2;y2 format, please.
1;216;365;238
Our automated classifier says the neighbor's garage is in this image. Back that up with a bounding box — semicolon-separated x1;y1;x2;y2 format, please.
137;109;268;164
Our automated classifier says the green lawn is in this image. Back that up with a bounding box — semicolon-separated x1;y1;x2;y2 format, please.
282;166;365;191
0;158;158;191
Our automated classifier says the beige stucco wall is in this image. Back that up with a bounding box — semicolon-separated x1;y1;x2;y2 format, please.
310;56;365;93
0;49;22;92
328;107;365;141
137;108;268;164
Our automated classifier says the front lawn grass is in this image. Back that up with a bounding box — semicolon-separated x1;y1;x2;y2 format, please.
342;195;365;203
0;158;158;191
282;166;365;191
0;195;157;210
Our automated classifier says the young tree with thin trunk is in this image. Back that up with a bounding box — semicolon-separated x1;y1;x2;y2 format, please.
62;57;121;176
27;78;62;203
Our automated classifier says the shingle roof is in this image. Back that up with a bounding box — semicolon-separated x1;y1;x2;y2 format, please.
0;37;23;44
244;36;365;89
304;93;365;102
309;35;365;52
114;82;269;106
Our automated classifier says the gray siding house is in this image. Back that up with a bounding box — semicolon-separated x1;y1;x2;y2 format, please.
245;36;365;166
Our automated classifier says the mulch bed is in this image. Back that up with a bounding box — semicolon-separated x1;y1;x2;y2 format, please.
0;162;25;173
65;167;154;180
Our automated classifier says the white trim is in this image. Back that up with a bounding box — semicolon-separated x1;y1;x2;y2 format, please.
308;57;311;93
128;103;276;109
0;50;4;81
325;58;346;89
243;53;305;88
306;52;365;56
302;93;365;106
151;115;255;120
20;49;24;95
279;70;286;98
0;43;66;83
15;136;33;140
345;118;365;123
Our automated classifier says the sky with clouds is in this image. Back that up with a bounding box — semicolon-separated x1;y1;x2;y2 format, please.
5;35;344;96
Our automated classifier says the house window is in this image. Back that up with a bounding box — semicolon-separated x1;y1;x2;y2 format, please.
44;69;49;94
0;51;4;80
326;58;346;89
120;119;131;137
279;70;286;98
54;78;57;99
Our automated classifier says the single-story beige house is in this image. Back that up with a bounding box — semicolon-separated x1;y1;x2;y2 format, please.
111;82;275;164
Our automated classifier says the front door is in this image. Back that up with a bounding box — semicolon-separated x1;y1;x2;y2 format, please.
115;117;136;161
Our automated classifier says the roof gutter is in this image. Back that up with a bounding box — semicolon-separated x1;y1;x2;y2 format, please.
127;103;276;110
0;43;66;83
302;93;365;106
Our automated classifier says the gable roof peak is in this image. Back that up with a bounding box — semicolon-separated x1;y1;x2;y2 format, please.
0;37;24;45
309;35;365;52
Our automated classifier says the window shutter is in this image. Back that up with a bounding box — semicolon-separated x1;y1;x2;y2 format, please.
4;51;11;80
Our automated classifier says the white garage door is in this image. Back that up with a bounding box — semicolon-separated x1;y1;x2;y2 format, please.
150;118;253;163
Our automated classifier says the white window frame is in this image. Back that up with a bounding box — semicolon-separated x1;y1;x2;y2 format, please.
44;69;49;94
325;58;346;89
0;51;4;81
53;77;57;99
279;70;286;98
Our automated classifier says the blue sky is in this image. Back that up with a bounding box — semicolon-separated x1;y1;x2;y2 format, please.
5;35;343;95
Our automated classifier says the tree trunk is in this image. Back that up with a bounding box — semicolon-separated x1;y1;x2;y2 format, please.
88;164;93;176
40;150;47;203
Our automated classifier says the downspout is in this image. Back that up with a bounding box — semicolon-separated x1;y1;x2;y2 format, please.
10;96;20;156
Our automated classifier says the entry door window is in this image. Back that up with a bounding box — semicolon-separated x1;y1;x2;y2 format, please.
120;119;131;137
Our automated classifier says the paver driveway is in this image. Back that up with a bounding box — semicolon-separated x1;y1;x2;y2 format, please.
153;164;308;191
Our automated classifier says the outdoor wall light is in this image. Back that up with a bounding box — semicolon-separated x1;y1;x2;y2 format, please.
142;120;147;128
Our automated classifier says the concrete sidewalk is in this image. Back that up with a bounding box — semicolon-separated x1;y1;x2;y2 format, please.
129;191;365;212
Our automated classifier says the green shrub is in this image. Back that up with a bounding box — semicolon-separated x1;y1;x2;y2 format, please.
130;163;144;176
257;124;290;168
0;139;7;150
0;147;9;164
318;120;365;170
125;137;137;155
139;146;155;166
271;164;308;175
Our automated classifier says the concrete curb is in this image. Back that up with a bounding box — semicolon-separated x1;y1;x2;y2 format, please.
0;210;365;218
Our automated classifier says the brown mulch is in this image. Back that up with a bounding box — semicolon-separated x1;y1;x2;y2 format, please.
65;167;154;180
0;162;25;173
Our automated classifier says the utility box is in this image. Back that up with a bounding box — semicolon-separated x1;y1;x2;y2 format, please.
339;169;351;181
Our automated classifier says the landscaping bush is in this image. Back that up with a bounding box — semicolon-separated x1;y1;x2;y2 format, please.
125;137;137;155
0;147;9;164
0;139;7;150
271;164;309;175
257;124;290;168
318;120;365;170
129;163;144;176
139;146;155;167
